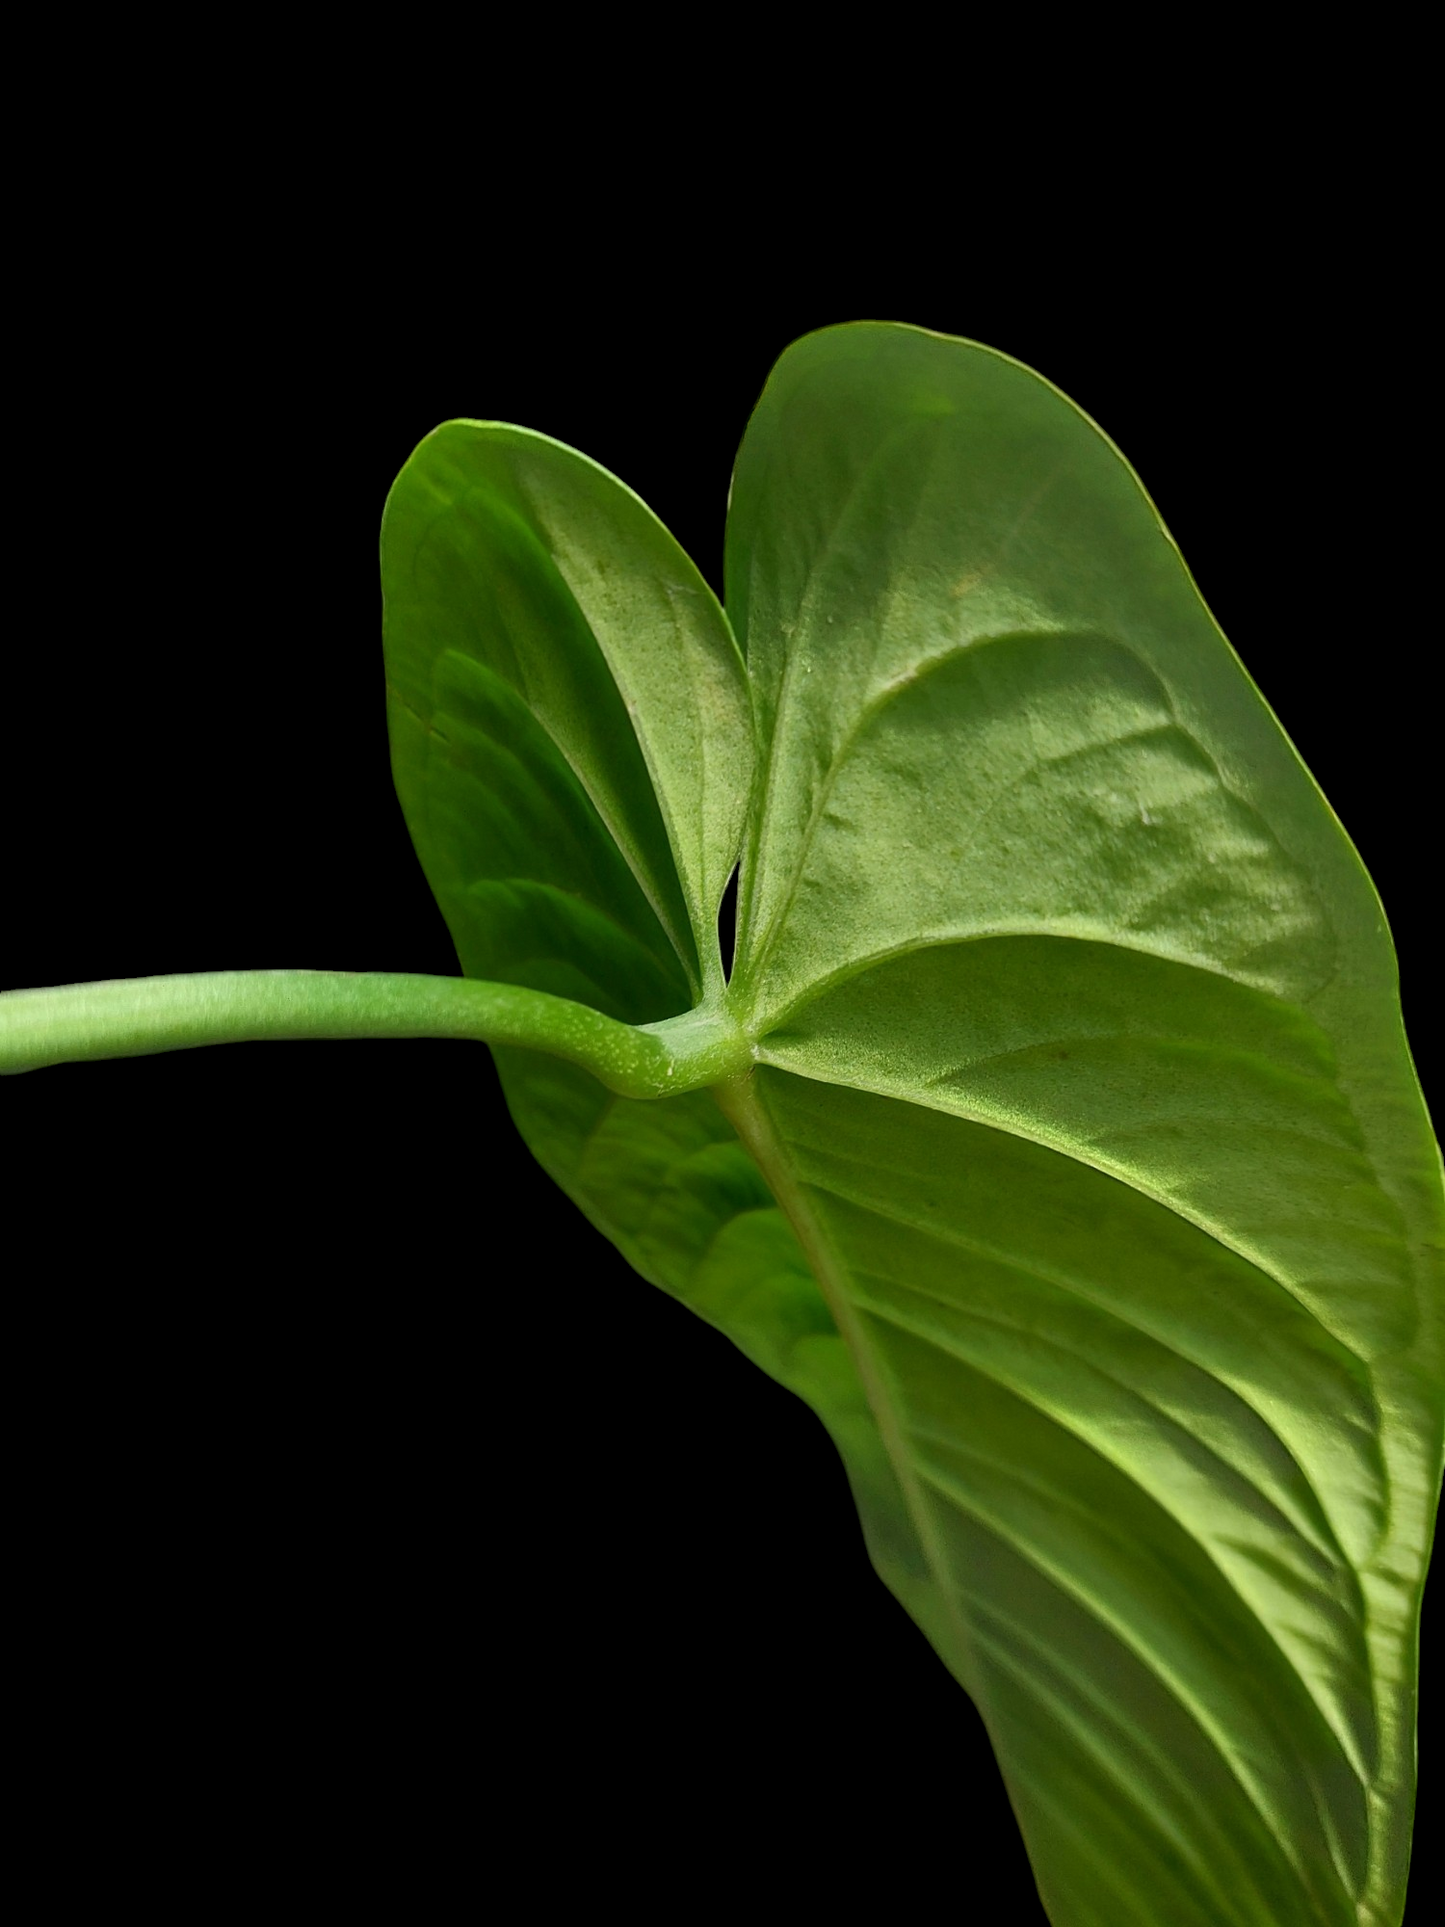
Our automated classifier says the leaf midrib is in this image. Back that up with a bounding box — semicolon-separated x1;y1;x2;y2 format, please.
710;1069;990;1706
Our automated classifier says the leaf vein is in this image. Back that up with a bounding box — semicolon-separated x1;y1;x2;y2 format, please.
854;1284;1373;1788
911;1454;1353;1907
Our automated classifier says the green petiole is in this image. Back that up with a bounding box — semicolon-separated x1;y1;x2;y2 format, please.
0;971;752;1099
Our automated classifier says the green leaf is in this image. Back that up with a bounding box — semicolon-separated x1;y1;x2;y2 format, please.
380;421;753;1012
384;328;1442;1923
716;328;1440;1924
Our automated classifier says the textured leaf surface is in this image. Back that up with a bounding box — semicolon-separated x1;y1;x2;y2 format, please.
382;421;752;1008
381;327;1442;1927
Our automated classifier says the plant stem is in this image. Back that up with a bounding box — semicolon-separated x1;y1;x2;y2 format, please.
0;971;752;1098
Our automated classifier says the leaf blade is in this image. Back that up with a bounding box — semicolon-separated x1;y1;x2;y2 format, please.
724;322;1442;1925
728;1064;1376;1925
382;420;753;1002
377;327;1439;1926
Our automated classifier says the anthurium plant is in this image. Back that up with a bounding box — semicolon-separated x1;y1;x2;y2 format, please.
4;323;1440;1926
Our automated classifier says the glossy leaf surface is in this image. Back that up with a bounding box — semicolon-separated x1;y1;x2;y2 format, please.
381;326;1442;1926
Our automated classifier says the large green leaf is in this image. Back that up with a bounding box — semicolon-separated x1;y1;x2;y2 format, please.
380;326;1442;1926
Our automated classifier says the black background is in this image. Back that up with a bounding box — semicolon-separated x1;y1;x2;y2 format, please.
6;136;1437;1919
